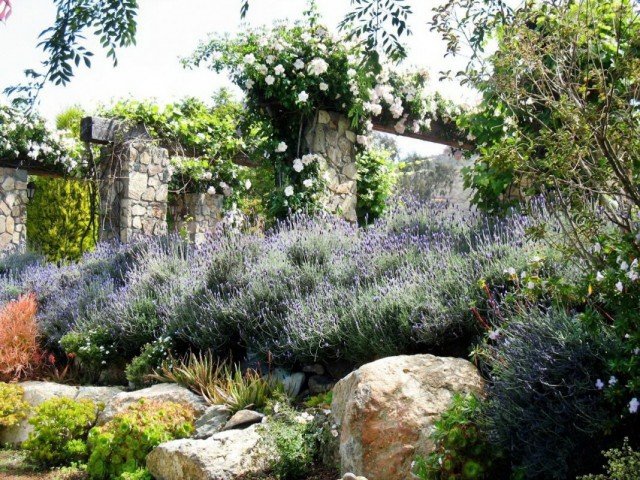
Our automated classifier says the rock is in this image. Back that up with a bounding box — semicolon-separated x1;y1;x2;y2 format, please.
76;386;123;406
194;405;232;439
272;368;305;398
331;354;483;480
308;375;335;395
0;381;122;445
146;424;276;480
222;409;265;431
99;383;207;424
341;474;367;480
303;364;325;376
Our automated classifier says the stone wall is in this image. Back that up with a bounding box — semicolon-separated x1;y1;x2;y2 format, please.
305;110;358;223
0;167;28;250
99;141;170;243
172;192;224;243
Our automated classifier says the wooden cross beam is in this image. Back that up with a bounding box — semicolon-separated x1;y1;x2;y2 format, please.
372;121;474;151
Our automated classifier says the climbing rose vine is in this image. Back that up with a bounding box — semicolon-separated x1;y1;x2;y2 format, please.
185;7;467;216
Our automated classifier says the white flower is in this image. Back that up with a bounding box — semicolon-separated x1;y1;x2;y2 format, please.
207;186;216;195
293;159;304;172
202;171;213;180
308;57;329;76
245;179;252;190
593;242;602;253
243;53;256;65
319;82;329;91
303;178;313;188
298;91;309;103
275;142;288;153
505;267;517;276
265;75;275;85
266;55;276;65
363;102;382;116
347;68;357;77
284;185;294;197
527;281;535;290
628;270;639;281
616;281;624;292
488;330;501;341
609;376;618;386
595;379;605;390
630;398;639;414
210;51;223;62
389;101;404;119
301;154;316;165
274;64;285;76
596;271;605;282
294;59;305;70
245;79;255;89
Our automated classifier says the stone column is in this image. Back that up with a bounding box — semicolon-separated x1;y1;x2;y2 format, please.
0;167;28;250
99;141;169;243
172;192;224;243
304;110;358;222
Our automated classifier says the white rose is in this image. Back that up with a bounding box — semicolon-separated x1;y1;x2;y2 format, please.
275;142;288;153
207;186;216;195
308;57;329;76
298;91;309;103
294;59;305;70
245;179;252;190
243;53;256;65
303;179;313;188
274;64;285;76
265;75;275;85
319;82;329;91
245;79;255;89
284;185;294;197
293;159;304;172
256;64;268;75
266;55;276;64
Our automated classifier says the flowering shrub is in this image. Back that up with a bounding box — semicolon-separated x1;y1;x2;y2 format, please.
23;397;102;468
0;382;29;429
480;309;612;479
355;147;397;223
185;7;467;216
0;293;42;381
125;336;173;388
579;438;640;480
87;400;194;480
0;104;81;174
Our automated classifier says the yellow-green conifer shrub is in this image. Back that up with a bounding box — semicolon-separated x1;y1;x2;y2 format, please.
27;176;97;262
0;382;29;428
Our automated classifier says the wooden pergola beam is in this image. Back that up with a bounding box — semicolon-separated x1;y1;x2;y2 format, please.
372;122;474;151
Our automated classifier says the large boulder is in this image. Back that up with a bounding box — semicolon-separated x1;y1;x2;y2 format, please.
146;424;276;480
0;382;122;445
98;383;207;424
331;354;483;480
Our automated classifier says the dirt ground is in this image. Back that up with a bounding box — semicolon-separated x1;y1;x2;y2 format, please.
0;451;83;480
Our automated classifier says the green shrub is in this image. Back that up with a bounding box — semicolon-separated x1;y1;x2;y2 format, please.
413;394;505;480
23;397;101;468
356;147;396;224
579;439;640;480
304;391;332;409
262;400;319;479
86;400;195;480
0;382;29;428
125;337;172;388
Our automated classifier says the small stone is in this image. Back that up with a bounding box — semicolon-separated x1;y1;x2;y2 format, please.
303;364;325;375
222;410;265;431
345;130;357;143
318;110;331;124
308;375;335;395
194;405;232;439
141;186;156;201
273;368;305;398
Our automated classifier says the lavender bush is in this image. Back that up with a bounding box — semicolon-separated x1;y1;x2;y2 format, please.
0;197;557;368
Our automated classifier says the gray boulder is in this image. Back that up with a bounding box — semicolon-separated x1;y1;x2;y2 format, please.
222;409;265;431
194;405;232;439
99;383;207;424
146;424;276;480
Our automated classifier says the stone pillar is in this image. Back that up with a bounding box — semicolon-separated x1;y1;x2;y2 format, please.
99;141;169;243
0;167;28;250
172;192;224;243
305;110;358;222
